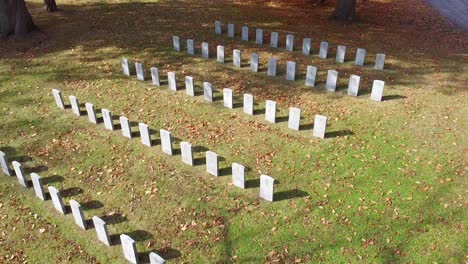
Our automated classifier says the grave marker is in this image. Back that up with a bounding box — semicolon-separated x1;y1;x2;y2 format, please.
85;103;98;124
228;23;235;38
139;123;152;147
375;53;386;70
370;80;385;102
101;109;114;131
286;61;296;81
52;89;65;109
172;36;180;51
241;26;249;41
243;94;254;115
326;70;338;92
319;41;329;59
12;161;27;187
250;53;259;72
286;34;294;51
203;82;213;102
31;173;45;200
313;115;327;139
181;142;193;166
215;21;222;35
121;234;139;264
206;151;219;176
0;151;12;176
120;116;132;139
201;42;209;59
92;216;111;246
232;163;245;189
48;186;66;214
69;200;87;230
233;49;241;68
305;66;317;87
270;32;278;48
151;67;161;86
267;58;277;76
168;72;177;91
135;62;144;81
217;45;225;63
223;88;233;109
288;107;301;131
302;38;311;55
121;59;131;76
347;74;361;97
187;39;195;55
255;29;263;45
149;252;165;264
265;100;276;123
259;175;274;202
69;96;81;116
185;76;195;96
336;45;346;63
355;48;366;66
160;129;173;155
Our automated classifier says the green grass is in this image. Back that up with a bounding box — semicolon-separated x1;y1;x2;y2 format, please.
0;0;466;263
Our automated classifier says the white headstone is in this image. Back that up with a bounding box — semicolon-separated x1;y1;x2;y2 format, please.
149;252;165;264
52;89;65;109
48;186;65;214
265;100;276;123
270;32;278;48
206;151;219;176
319;41;329;59
0;151;12;176
286;61;296;81
215;21;222;35
151;67;160;86
160;129;173;155
172;36;180;51
31;173;45;200
375;53;386;70
250;53;259;72
201;42;209;59
288;107;301;131
121;58;131;76
313;115;327;139
139;123;152;146
101;109;114;131
223;88;233;109
85;103;97;124
302;38;311;55
243;94;254;115
305;66;317;87
232;163;245;189
203;82;213;102
135;62;144;81
255;29;263;45
241;26;249;41
167;72;177;91
370;80;385;102
347;74;360;97
259;174;274;202
69;200;87;230
217;45;225;63
187;39;195;55
326;70;338;92
336;45;346;63
181;141;193;166
185;76;195;96
233;49;241;68
286;34;294;51
355;48;366;66
120;234;139;264
12;161;27;187
267;58;277;76
227;23;235;38
69;96;81;116
120;116;132;139
92;216;111;246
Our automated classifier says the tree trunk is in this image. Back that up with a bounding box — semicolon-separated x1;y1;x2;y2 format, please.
44;0;58;12
333;0;357;21
0;0;36;36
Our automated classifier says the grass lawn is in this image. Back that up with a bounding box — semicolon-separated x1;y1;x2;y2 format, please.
0;0;466;263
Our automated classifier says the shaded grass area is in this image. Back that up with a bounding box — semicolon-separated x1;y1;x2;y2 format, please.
0;0;466;263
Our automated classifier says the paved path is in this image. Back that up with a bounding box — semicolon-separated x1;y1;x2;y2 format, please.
426;0;468;32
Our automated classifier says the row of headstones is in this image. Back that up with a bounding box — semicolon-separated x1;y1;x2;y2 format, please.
0;151;165;264
213;21;386;70
51;89;278;202
122;59;331;135
171;37;385;100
